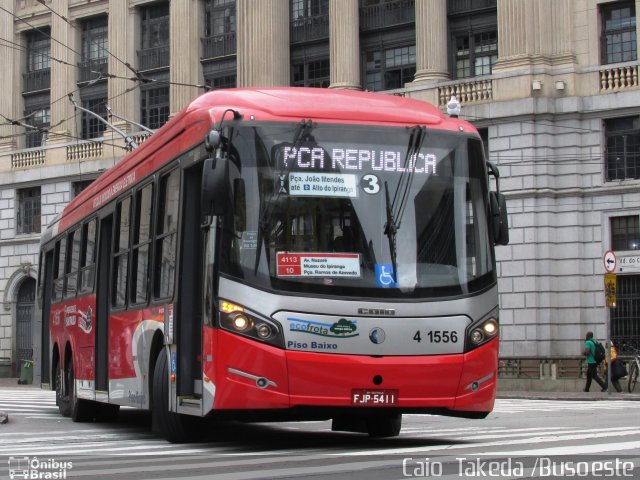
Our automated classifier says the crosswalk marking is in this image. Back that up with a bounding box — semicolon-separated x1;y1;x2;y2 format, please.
1;389;639;479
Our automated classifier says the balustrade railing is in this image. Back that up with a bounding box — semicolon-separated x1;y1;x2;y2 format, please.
138;45;170;71
67;141;103;161
599;63;639;92
290;14;329;43
78;58;108;83
23;68;51;93
438;78;493;106
202;32;237;59
359;0;415;30
11;149;45;169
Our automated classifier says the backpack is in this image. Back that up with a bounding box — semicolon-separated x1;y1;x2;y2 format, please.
592;339;606;364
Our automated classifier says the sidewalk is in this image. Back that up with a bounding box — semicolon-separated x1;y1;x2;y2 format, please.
498;390;640;401
0;377;40;389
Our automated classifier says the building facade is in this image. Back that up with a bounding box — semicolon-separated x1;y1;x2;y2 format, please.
0;0;638;378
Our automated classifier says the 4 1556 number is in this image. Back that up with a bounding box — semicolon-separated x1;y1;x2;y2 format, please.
413;330;458;343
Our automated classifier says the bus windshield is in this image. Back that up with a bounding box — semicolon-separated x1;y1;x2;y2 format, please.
219;121;495;299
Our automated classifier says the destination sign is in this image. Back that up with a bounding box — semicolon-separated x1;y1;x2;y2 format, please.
280;146;437;175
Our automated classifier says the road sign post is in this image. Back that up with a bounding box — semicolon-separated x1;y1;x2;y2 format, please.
603;252;617;396
604;250;617;273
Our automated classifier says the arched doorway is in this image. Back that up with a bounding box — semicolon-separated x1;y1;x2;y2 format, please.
16;278;36;370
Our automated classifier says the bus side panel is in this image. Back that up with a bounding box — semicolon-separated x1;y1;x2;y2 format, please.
209;330;290;410
452;337;499;413
50;299;94;381
108;308;163;407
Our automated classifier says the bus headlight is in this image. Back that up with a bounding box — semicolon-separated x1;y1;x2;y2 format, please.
465;312;499;352
218;299;284;348
231;313;252;332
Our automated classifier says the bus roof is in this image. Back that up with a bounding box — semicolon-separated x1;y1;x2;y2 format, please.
49;88;475;240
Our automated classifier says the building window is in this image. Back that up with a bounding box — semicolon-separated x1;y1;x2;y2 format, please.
601;1;637;64
291;0;329;43
71;180;94;198
141;87;170;130
365;45;416;91
17;187;41;235
24;107;50;148
24;30;51;93
139;3;169;70
81;98;107;139
79;16;108;82
454;30;497;78
203;0;237;59
292;58;329;87
26;30;51;73
205;73;237;90
612;216;640;251
605;116;640;181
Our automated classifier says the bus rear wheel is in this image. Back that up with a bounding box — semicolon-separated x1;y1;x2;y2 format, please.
152;348;202;443
366;413;402;438
55;360;71;417
68;361;97;422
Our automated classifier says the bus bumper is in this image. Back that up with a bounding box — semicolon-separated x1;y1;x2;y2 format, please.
210;330;498;416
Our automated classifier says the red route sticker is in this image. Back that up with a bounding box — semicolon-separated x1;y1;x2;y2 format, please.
276;252;361;278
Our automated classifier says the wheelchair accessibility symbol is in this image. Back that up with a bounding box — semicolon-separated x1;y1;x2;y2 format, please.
375;264;398;288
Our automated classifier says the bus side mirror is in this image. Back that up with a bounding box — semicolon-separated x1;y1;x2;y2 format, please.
233;178;246;232
489;191;509;245
201;157;230;217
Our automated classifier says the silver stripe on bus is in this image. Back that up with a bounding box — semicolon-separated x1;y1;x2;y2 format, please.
227;368;278;389
465;372;494;392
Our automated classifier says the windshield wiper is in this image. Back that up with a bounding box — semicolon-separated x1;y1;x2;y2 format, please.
253;119;314;274
384;125;426;285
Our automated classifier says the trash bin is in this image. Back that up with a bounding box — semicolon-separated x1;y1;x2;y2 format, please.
18;359;33;385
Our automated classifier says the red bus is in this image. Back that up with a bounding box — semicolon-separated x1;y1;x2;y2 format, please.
37;88;509;442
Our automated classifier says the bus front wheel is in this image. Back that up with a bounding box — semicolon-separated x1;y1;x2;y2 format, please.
152;348;201;443
366;413;402;438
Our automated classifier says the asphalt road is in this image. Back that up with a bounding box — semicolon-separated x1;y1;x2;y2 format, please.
1;388;639;479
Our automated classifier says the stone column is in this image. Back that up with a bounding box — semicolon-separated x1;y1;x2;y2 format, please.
170;0;201;115
495;0;575;70
329;0;360;90
107;0;138;132
48;0;77;144
237;0;289;87
413;0;449;83
0;0;19;151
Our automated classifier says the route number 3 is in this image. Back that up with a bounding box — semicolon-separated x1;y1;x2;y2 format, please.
362;174;380;194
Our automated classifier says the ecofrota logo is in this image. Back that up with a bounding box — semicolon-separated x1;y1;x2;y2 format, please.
8;457;73;479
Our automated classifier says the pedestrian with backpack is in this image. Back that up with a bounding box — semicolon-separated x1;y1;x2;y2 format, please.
583;331;607;392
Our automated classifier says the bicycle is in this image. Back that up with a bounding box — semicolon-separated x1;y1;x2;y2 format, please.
626;346;640;393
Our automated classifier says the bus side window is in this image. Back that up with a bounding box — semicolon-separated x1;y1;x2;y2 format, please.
64;228;81;299
154;169;179;300
131;183;154;305
53;236;66;302
79;219;97;294
113;197;132;308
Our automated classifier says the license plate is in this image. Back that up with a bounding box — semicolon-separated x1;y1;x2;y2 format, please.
351;389;398;406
